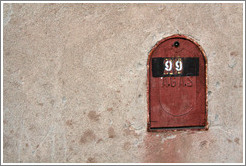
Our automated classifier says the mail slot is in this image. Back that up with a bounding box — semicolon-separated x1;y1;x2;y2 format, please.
147;34;208;131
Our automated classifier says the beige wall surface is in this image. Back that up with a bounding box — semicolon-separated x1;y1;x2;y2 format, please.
3;3;243;163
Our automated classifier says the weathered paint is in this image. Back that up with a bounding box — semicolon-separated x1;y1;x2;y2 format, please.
147;35;208;131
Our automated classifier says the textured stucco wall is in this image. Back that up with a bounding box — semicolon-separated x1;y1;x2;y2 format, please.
3;3;243;163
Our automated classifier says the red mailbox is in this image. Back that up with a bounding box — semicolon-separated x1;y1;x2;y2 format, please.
147;35;208;131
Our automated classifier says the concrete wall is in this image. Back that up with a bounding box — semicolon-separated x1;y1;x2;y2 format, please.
3;3;243;163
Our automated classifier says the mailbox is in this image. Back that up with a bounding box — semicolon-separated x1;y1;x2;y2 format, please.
147;35;208;131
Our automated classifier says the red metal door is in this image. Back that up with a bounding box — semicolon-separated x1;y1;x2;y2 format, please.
147;35;208;131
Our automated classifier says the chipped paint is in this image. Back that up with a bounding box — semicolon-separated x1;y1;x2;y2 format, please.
161;135;177;143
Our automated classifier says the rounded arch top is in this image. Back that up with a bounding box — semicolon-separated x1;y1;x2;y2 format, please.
147;34;207;65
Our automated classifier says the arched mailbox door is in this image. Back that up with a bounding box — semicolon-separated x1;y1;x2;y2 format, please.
147;35;208;131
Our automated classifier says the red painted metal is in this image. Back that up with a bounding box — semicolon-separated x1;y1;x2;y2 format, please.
147;34;208;131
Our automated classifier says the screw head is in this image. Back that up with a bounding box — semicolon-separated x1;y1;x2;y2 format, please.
174;41;179;47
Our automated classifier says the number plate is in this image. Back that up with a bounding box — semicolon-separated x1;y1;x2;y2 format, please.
152;57;199;77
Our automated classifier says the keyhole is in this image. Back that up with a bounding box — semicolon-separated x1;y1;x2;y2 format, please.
174;41;179;47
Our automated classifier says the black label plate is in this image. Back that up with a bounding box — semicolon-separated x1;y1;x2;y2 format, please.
152;57;199;77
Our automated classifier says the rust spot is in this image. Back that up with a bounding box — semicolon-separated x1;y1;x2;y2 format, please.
234;137;240;145
66;120;73;127
227;138;232;143
107;108;113;112
143;133;191;163
108;127;116;138
96;138;103;144
123;128;139;137
10;130;14;134
230;51;238;56
116;90;120;93
87;157;97;163
123;141;131;150
143;133;176;162
234;85;238;88
25;143;29;147
50;99;55;106
79;130;96;144
88;111;100;121
62;80;65;86
37;102;44;106
36;145;39;148
28;125;35;131
200;140;208;148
